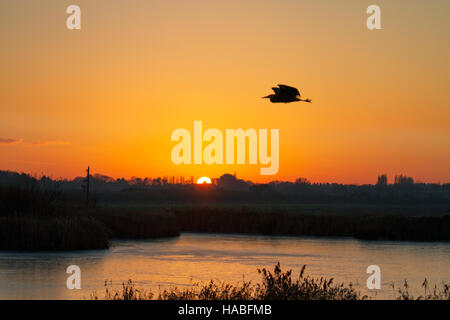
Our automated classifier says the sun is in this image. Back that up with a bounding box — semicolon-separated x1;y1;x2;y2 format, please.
197;176;212;184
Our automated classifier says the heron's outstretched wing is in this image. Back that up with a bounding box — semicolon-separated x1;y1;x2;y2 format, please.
271;87;280;94
278;84;300;97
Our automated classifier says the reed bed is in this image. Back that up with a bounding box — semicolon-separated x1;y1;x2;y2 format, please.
172;206;450;241
0;185;179;250
0;215;109;250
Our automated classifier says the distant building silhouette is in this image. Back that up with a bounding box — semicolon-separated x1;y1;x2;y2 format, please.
217;174;248;192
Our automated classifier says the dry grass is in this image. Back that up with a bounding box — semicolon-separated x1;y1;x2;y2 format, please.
392;279;450;300
91;280;154;300
92;263;364;300
92;264;450;301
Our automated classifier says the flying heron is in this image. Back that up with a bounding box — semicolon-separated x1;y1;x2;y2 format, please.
263;84;312;103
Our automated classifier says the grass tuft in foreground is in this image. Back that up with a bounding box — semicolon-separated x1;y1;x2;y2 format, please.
392;279;450;300
91;280;154;300
92;263;450;300
92;263;364;300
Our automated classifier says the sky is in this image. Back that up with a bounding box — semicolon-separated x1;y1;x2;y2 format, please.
0;0;449;184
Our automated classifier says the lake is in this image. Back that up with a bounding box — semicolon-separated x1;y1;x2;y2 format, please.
0;233;449;299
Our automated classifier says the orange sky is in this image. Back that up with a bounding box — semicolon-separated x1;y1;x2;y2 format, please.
1;0;449;184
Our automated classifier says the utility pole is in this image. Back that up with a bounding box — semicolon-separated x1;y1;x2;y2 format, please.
86;166;90;210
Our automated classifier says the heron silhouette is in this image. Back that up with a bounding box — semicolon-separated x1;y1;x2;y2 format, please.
263;84;312;103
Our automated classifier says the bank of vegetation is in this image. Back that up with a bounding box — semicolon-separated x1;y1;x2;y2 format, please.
0;184;179;250
1;171;449;250
173;206;450;241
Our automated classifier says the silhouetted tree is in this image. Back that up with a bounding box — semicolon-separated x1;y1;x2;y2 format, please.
395;174;414;185
377;174;388;186
295;177;311;186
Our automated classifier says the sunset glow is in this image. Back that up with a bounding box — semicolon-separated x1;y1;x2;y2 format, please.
1;1;450;304
0;1;449;184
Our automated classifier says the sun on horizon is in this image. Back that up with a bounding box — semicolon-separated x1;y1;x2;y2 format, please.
197;177;212;185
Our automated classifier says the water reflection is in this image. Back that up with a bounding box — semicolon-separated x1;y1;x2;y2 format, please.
0;233;449;299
